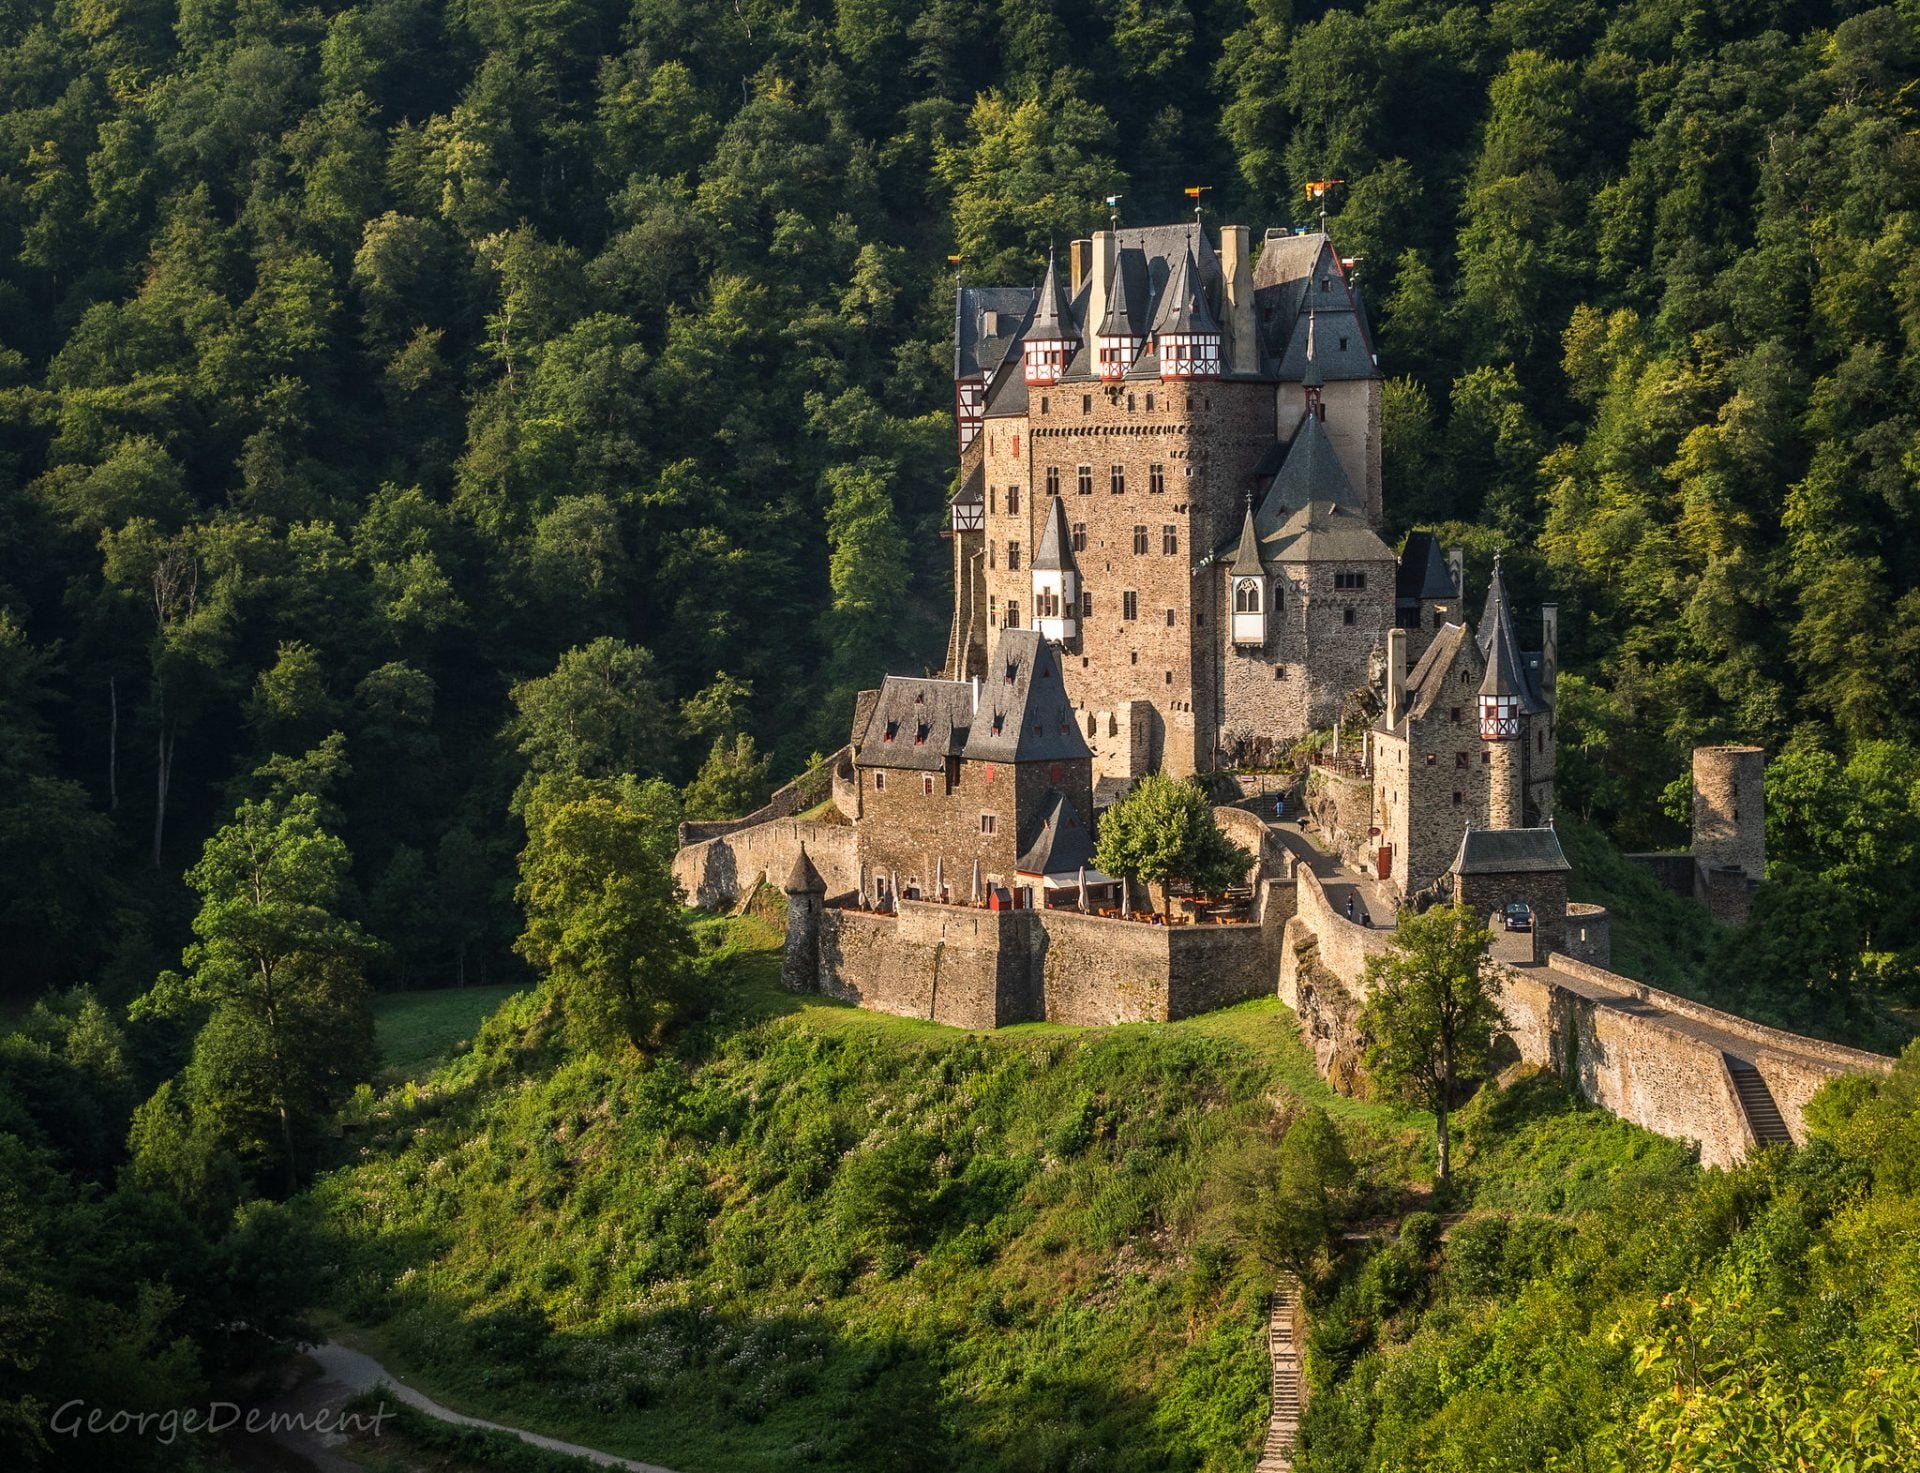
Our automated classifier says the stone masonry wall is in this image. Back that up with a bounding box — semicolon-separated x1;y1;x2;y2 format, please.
1305;764;1374;872
678;745;850;846
674;821;860;909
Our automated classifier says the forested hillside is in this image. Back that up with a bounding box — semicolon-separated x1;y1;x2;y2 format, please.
6;1;1920;1466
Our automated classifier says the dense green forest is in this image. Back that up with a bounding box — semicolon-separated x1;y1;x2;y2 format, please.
6;0;1920;1467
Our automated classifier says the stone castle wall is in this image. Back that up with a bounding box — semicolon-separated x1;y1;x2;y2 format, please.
674;820;860;909
678;745;850;846
809;882;1290;1028
1305;764;1374;872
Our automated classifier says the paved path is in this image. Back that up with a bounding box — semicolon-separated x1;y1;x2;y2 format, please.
1269;823;1398;929
255;1340;682;1473
1255;1279;1305;1473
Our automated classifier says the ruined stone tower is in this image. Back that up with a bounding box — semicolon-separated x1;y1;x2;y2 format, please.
1692;746;1766;922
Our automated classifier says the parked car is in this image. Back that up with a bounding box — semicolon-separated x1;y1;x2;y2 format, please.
1503;902;1533;932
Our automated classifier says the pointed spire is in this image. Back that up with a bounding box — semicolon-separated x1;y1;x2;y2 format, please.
1478;553;1529;700
1098;252;1138;340
785;844;826;894
1032;245;1078;340
1151;245;1221;335
1033;493;1076;572
1229;502;1265;576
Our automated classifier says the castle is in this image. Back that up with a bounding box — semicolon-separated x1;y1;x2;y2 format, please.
669;215;1892;1168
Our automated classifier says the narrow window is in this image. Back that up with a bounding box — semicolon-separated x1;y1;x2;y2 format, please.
1007;486;1020;516
1455;751;1468;769
1077;464;1092;496
1123;591;1139;621
989;487;997;514
874;771;887;791
1149;464;1165;494
923;775;934;796
1132;525;1148;554
1343;608;1356;626
1165;608;1175;627
1162;525;1177;555
1426;753;1437;766
1071;521;1086;551
1110;464;1125;495
1339;336;1349;352
1453;791;1463;807
1127;393;1136;412
980;813;996;834
1046;466;1059;496
1081;590;1093;617
1146;393;1155;411
1040;395;1049;414
1006;600;1020;627
1082;395;1091;413
1008;542;1021;570
1450;707;1461;724
1164;671;1173;685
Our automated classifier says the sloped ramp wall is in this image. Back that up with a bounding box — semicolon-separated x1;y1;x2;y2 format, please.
673;821;860;909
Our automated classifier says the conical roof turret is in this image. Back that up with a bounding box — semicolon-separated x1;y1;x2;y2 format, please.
1229;502;1265;576
784;844;827;894
1032;246;1078;339
1099;252;1140;340
1477;554;1531;701
1033;493;1076;573
1151;245;1220;335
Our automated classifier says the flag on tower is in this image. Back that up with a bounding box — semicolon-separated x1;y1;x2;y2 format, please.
1305;178;1345;201
1182;185;1209;200
1104;194;1123;208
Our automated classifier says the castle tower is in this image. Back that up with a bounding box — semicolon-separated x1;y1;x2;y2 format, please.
1478;555;1527;830
1693;746;1766;883
781;845;827;993
1151;245;1221;380
1096;247;1142;382
1031;494;1079;644
1023;247;1078;387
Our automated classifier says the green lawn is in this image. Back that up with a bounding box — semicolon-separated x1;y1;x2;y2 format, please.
372;984;526;1077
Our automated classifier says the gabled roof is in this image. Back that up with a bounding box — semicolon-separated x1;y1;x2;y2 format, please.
1016;790;1097;877
1450;826;1572;876
1031;247;1078;340
1253;231;1378;380
1033;494;1075;573
1392;621;1477;728
955;286;1038;378
1396;531;1455;605
854;676;976;771
1150;246;1221;335
962;630;1092;764
1229;505;1266;576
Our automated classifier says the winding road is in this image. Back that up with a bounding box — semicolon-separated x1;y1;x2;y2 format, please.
253;1339;682;1473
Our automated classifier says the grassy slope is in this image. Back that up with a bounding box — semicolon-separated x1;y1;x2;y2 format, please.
311;917;1432;1473
372;984;527;1078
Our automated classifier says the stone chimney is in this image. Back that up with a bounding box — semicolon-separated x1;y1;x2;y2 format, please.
1541;603;1559;703
1448;545;1465;599
1220;224;1259;375
1088;230;1115;370
1386;626;1407;728
1069;239;1091;295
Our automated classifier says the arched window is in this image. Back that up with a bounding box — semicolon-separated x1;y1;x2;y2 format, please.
1235;579;1262;614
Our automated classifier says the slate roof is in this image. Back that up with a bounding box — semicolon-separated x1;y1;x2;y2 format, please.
955;286;1037;378
1150;246;1221;335
1097;248;1143;340
1228;505;1266;576
963;630;1092;764
1016;790;1098;877
1451;826;1572;876
1264;500;1395;565
853;676;976;771
1031;247;1078;339
785;846;827;893
1477;556;1543;710
1393;622;1475;728
1253;230;1379;380
1033;494;1075;573
1396;531;1456;609
1255;410;1366;531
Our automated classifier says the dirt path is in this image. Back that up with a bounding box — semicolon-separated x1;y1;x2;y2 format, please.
241;1340;683;1473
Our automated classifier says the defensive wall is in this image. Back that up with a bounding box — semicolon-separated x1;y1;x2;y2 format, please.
805;880;1293;1028
1280;864;1892;1167
677;745;850;848
674;819;860;909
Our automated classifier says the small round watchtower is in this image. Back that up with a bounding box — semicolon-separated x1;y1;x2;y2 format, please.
1692;746;1766;882
781;845;828;994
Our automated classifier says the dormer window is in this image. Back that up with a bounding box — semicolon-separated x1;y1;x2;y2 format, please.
914;722;929;745
991;713;1005;735
883;721;898;743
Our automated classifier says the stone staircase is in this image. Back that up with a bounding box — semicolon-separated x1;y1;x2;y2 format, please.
1256;1279;1304;1473
1727;1058;1793;1146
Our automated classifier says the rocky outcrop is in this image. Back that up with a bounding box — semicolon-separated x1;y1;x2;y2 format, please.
1281;918;1370;1097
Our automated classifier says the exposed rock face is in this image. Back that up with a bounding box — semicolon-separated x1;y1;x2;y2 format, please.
1281;920;1370;1097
